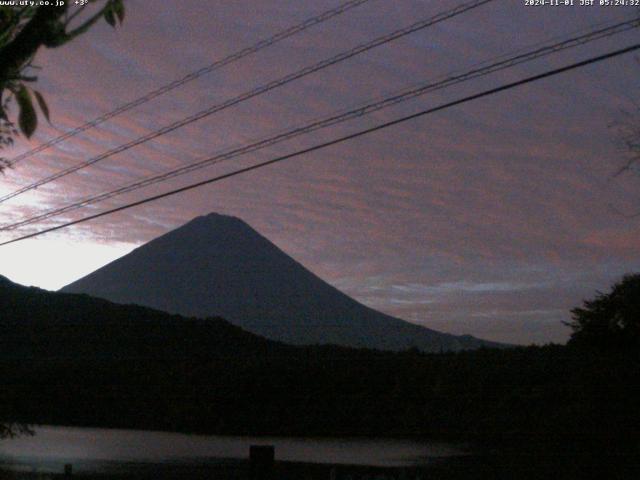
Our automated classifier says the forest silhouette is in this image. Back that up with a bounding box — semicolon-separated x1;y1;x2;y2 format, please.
1;273;638;466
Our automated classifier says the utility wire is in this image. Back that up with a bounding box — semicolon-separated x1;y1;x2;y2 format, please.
0;0;494;204
5;0;372;167
2;42;637;247
3;17;636;232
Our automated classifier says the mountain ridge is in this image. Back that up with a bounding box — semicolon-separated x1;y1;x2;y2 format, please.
62;212;504;351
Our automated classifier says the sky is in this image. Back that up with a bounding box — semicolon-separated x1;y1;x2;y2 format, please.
1;0;639;345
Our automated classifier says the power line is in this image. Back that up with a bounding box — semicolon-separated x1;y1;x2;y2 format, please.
0;0;494;204
3;17;636;232
2;42;637;247
5;0;373;167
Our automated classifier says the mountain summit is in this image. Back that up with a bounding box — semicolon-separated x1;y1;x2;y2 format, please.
62;213;500;351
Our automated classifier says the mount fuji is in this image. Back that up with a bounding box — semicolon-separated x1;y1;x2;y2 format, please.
62;213;502;351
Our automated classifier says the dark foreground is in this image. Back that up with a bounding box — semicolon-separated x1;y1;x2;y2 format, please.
1;454;639;480
2;276;640;479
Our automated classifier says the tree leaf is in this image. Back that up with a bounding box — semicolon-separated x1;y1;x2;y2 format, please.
113;0;125;23
104;8;116;28
33;90;50;124
15;85;37;138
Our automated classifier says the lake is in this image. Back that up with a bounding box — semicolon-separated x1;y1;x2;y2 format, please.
0;426;462;474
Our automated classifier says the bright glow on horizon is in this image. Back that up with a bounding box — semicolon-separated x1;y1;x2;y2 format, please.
0;237;137;291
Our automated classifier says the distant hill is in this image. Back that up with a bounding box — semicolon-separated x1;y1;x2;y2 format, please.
0;273;279;360
62;213;502;352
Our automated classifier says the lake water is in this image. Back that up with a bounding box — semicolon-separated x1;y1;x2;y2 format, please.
0;426;462;473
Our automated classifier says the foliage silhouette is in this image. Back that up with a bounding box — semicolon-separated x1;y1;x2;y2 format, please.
567;273;640;349
0;1;125;170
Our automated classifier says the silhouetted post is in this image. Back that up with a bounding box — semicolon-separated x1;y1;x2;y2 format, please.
249;445;274;480
64;464;72;477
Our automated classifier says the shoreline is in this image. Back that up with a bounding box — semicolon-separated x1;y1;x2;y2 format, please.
2;453;639;480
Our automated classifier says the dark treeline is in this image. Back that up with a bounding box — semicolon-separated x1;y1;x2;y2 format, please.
1;275;638;459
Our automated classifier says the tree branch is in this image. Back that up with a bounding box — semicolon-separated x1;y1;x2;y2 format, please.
52;1;114;46
0;6;67;84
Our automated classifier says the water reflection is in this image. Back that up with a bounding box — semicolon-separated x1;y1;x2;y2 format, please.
0;426;461;473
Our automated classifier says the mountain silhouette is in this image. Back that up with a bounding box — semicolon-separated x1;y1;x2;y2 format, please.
62;213;502;351
0;273;278;360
